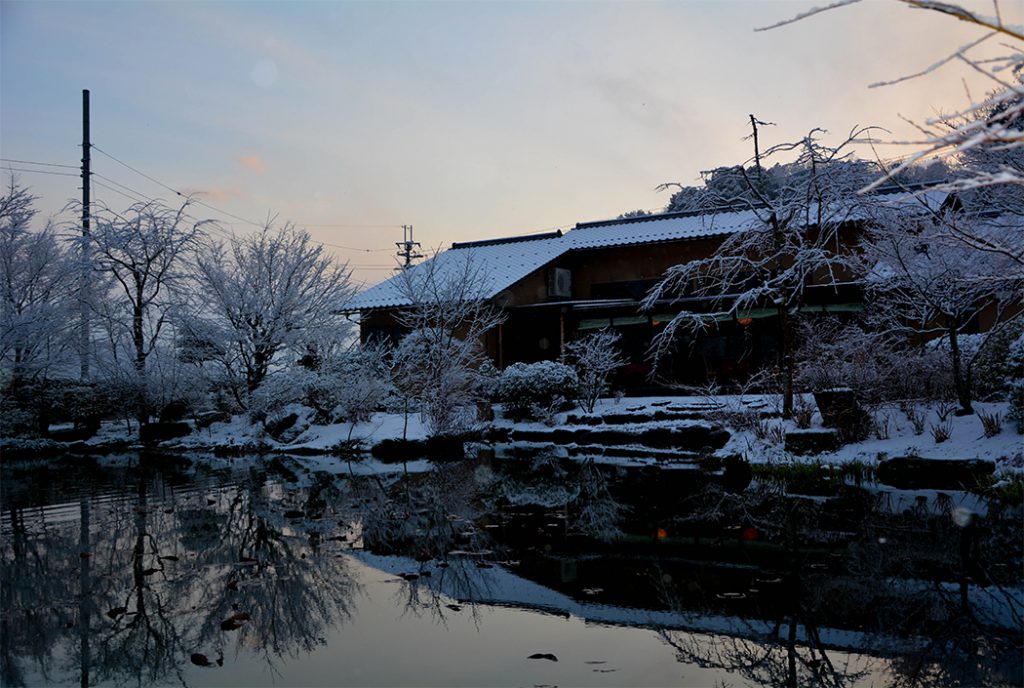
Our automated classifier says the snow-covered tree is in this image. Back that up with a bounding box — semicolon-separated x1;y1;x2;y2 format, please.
86;199;206;427
760;1;1024;254
0;179;78;386
644;130;876;416
565;329;625;413
189;222;355;409
393;252;505;435
862;203;1023;414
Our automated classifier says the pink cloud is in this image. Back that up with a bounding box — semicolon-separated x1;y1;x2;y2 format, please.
238;154;266;173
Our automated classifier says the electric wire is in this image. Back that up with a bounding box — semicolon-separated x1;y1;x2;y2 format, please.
2;165;79;177
89;144;399;255
0;158;80;170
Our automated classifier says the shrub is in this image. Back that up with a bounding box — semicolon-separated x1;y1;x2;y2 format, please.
496;361;579;420
565;329;626;413
795;318;952;404
1006;332;1024;433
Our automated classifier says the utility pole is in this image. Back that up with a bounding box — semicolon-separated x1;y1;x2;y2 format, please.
79;89;91;381
395;224;422;270
746;114;774;181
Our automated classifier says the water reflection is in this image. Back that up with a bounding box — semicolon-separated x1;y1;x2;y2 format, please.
1;457;360;686
0;450;1021;687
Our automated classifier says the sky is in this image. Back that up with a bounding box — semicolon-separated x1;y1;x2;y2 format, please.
1;0;1019;287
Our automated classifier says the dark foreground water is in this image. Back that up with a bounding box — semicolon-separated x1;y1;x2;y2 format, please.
1;450;1021;687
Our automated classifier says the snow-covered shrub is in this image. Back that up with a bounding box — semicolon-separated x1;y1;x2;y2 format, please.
248;374;304;424
565;329;626;413
796;319;951;404
496;361;579;421
1006;332;1024;433
391;328;485;436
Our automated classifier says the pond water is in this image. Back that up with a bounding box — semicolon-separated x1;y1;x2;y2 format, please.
1;450;1021;687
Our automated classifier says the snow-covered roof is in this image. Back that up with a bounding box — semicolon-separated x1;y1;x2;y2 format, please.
563;207;761;250
348;189;951;312
347;231;569;311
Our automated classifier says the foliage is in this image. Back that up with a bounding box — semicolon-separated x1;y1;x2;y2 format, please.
496;360;579;421
565;329;626;413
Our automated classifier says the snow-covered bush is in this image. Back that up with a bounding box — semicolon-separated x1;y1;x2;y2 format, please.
1007;332;1024;433
496;360;579;421
565;329;626;413
390;328;485;436
795;319;951;405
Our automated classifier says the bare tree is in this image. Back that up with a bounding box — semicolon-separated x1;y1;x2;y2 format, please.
565;329;626;413
189;222;355;409
644;130;876;416
392;251;505;435
86;200;206;429
759;1;1024;260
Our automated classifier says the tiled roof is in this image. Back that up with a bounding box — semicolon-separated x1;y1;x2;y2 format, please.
563;208;760;250
347;190;949;311
346;231;569;310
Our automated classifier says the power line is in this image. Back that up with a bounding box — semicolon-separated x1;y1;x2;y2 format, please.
2;165;79;178
90;143;399;255
0;157;79;170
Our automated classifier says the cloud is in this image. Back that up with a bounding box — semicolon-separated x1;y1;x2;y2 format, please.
182;185;245;202
238;154;267;173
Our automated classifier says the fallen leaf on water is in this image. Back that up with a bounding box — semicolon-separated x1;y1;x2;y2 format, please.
528;653;558;662
190;651;223;667
220;612;251;632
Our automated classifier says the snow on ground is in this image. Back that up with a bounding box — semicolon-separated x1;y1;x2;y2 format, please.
76;393;1021;474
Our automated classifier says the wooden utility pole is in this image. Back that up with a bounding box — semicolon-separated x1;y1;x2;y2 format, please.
79;89;91;381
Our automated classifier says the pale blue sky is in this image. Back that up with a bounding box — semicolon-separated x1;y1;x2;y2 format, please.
1;0;1015;285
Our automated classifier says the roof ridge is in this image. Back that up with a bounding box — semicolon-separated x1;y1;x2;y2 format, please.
451;229;563;250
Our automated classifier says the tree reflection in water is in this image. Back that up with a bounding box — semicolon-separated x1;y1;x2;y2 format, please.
0;459;361;687
1;454;1021;688
653;480;1022;688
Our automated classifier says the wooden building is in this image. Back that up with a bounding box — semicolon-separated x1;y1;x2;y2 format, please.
347;202;909;389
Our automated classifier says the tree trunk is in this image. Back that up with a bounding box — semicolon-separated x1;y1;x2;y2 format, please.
779;303;794;419
948;323;974;415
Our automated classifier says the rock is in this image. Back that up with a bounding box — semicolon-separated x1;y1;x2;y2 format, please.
784;429;841;455
720;455;752;493
264;413;299;440
195;411;232;429
425;434;466;461
877;457;996;490
370;438;427;462
139;422;192;444
159;400;190;423
813;389;871;442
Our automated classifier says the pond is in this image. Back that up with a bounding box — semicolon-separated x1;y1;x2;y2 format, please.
1;450;1021;687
